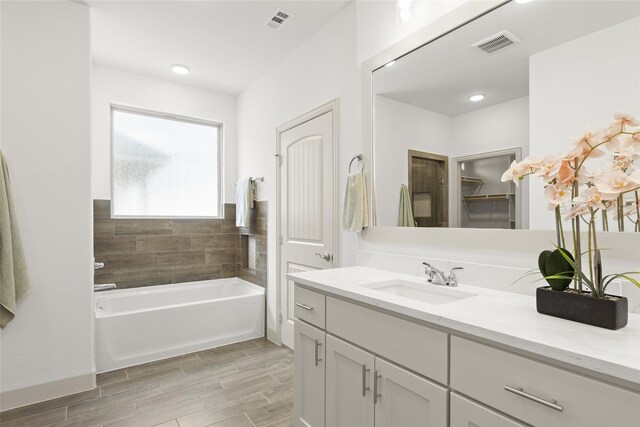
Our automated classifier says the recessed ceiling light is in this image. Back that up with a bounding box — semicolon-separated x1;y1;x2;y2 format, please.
469;94;485;102
515;0;534;3
385;60;396;68
171;64;190;75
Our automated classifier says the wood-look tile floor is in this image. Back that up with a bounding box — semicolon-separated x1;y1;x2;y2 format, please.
0;339;293;427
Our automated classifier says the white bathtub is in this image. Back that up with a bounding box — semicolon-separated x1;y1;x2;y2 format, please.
95;278;265;373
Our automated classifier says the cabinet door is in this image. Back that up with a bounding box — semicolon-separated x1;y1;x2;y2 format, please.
374;357;448;427
326;335;375;427
450;393;525;427
294;320;325;427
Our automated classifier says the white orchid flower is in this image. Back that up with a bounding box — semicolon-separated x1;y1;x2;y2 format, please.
544;184;571;209
573;187;608;209
612;112;640;128
534;155;564;182
500;156;541;184
596;170;640;194
563;204;590;221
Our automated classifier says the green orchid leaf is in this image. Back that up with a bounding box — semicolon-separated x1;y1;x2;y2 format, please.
538;250;551;278
545;248;575;291
602;272;640;291
508;270;542;287
551;243;594;289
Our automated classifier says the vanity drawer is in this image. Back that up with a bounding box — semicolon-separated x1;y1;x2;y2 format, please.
451;336;640;427
450;393;525;427
326;296;448;384
294;285;326;329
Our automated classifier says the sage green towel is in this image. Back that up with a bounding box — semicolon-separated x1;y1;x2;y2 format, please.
398;184;416;227
1;151;30;329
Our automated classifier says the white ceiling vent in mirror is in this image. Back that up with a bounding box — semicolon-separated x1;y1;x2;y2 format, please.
471;30;520;54
264;8;294;30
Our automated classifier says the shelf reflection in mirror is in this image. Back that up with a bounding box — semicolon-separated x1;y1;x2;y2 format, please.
371;0;640;231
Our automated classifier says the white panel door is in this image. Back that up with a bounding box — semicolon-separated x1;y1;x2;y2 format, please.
294;320;326;427
279;110;335;349
326;335;375;427
374;357;448;427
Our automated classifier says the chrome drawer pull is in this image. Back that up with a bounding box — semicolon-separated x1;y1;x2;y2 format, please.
505;385;563;412
373;370;382;404
296;302;314;311
361;364;370;397
314;340;322;366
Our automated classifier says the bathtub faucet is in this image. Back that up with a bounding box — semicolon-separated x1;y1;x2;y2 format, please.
94;283;117;292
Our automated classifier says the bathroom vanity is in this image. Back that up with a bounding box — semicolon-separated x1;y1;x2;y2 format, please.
289;267;640;427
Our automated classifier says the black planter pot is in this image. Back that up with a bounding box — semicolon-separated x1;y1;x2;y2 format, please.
536;286;628;330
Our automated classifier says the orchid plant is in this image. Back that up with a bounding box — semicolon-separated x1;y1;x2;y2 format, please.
502;113;640;298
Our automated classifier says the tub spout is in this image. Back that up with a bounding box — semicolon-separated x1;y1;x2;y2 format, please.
94;283;117;292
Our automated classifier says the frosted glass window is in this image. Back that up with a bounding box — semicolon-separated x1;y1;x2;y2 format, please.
112;108;221;217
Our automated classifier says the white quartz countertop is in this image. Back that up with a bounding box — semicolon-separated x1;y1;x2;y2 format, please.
288;266;640;386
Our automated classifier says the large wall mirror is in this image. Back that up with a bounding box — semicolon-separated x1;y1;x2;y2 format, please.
371;0;640;231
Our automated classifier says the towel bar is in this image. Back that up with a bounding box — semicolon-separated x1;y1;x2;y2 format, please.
349;154;364;174
235;177;264;184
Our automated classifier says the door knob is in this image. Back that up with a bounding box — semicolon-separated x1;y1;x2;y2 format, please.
315;252;333;262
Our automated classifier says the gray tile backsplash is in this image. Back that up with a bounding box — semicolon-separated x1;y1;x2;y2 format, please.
93;200;268;289
237;201;268;288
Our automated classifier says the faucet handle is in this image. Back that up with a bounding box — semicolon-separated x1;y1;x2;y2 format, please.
448;267;464;286
422;262;435;281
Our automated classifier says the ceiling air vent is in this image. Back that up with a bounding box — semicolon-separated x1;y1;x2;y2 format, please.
264;8;294;30
471;30;520;54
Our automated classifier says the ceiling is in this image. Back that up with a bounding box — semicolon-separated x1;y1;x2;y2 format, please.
89;0;351;95
374;1;640;117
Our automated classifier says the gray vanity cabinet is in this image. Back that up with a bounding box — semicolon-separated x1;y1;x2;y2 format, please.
293;282;640;427
295;285;448;427
374;357;447;427
325;334;447;427
294;320;325;427
325;334;374;427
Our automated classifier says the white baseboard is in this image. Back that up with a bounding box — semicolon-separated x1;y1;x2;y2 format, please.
266;326;280;346
0;372;96;411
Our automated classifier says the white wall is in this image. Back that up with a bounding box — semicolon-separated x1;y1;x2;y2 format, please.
0;0;94;410
92;65;238;203
529;17;640;230
237;2;358;335
450;96;529;158
373;95;451;226
450;96;530;228
356;0;466;64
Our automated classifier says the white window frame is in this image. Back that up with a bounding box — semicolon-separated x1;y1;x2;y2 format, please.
110;104;224;219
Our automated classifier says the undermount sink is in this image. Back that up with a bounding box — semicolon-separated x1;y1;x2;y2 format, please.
361;279;477;305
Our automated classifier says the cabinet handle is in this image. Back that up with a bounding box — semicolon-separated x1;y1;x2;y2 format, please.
504;385;563;412
361;364;370;397
314;340;322;366
296;302;314;311
373;370;382;404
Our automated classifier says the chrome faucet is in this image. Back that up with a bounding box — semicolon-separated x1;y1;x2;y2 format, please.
422;263;464;287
